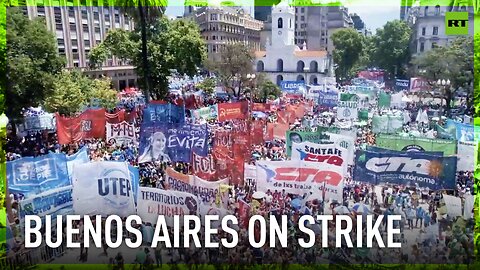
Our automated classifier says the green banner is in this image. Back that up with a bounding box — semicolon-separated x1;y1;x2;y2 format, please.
378;91;391;108
375;134;457;156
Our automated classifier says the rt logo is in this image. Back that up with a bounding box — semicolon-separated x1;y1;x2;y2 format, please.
445;12;469;35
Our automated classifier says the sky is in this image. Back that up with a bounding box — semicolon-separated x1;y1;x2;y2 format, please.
165;3;400;34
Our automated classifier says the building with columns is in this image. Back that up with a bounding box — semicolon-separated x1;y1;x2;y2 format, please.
254;1;334;86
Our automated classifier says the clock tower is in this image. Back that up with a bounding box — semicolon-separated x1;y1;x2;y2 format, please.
271;0;295;48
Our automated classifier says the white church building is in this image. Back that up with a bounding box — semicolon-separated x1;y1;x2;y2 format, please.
254;2;335;86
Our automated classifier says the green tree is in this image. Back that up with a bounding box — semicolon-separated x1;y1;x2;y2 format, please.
253;77;282;103
474;33;480;118
206;42;254;97
89;17;206;101
331;28;364;82
196;77;217;96
44;70;86;116
87;77;119;110
370;20;411;79
6;7;65;118
412;36;474;114
115;0;167;101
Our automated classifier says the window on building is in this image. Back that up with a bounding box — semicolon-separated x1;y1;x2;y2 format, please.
433;26;438;35
210;13;217;20
68;7;75;17
74;62;79;67
424;7;428;16
435;5;440;15
94;11;99;21
72;39;78;46
420;42;425;52
70;24;76;32
105;14;110;22
95;26;100;33
422;27;426;35
84;40;90;47
431;42;437;48
57;38;65;46
212;36;216;40
278;18;283;28
115;14;120;23
59;48;65;53
301;7;305;13
301;16;305;21
82;24;89;32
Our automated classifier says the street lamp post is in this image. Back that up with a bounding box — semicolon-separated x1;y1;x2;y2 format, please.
246;73;256;100
435;78;451;117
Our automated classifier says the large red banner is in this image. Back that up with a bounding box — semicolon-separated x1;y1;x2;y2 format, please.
56;109;106;144
277;110;295;124
251;120;265;145
217;101;248;122
266;123;289;141
252;103;270;112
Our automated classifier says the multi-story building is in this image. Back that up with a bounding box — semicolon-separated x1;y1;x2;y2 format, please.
190;6;264;60
259;3;353;52
400;0;414;21
255;2;334;86
20;0;137;90
350;13;372;36
405;5;474;56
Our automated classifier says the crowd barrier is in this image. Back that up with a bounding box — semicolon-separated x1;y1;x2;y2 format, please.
0;240;66;269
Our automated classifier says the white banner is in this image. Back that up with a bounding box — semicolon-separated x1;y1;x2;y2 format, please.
291;142;348;174
72;161;136;217
137;187;199;226
244;164;257;187
325;133;355;165
18;185;73;220
457;141;476;172
256;160;344;202
442;194;462;217
165;168;229;203
106;121;137;146
463;194;474;220
337;106;358;120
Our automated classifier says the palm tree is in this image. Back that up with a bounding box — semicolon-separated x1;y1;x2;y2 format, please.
115;0;166;101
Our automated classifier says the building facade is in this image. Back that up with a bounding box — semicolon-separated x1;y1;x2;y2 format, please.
255;2;333;86
350;13;372;36
405;5;474;56
190;6;264;60
21;1;137;90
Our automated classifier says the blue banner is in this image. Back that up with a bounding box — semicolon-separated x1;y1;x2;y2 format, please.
7;153;70;196
317;91;338;107
446;119;475;142
353;149;457;190
143;103;186;125
18;186;73;220
395;79;410;91
66;147;90;180
366;145;443;157
280;81;305;93
138;123;208;163
129;165;140;204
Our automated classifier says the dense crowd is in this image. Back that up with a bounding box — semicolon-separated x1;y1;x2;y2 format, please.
2;76;476;266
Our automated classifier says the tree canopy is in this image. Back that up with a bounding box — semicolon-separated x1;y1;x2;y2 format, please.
6;7;65;119
44;70;118;116
331;28;364;82
205;42;254;97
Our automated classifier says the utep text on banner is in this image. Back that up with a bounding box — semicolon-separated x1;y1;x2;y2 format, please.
353;149;457;190
138;123;208;163
7;153;70;196
256;160;344;202
72;161;136;217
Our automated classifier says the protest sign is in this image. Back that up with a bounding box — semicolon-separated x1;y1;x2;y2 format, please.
105;109;137;124
442;195;462;217
266;123;289;141
217;101;248;122
395;79;410;91
165;168;229;203
106;121;136;146
72;161;136;217
18;185;73;220
256;160;344;202
375;134;457;155
137;187;199;226
317;91;338;108
66;147;90;181
142;103;185;125
353;149;457;190
456;141;476;172
191;151;216;181
56;109;106;144
337;93;358;120
372;114;403;134
138;123;208;163
291;142;348;174
378;92;391;108
17;113;56;133
280;81;306;94
446;120;476;142
191;105;218;123
7;152;70;196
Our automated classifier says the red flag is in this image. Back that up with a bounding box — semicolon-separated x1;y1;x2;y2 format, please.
252;103;270;112
238;199;251;229
217;101;248;122
266;123;289;141
191;152;216;181
56;109;106;144
251;120;265;145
